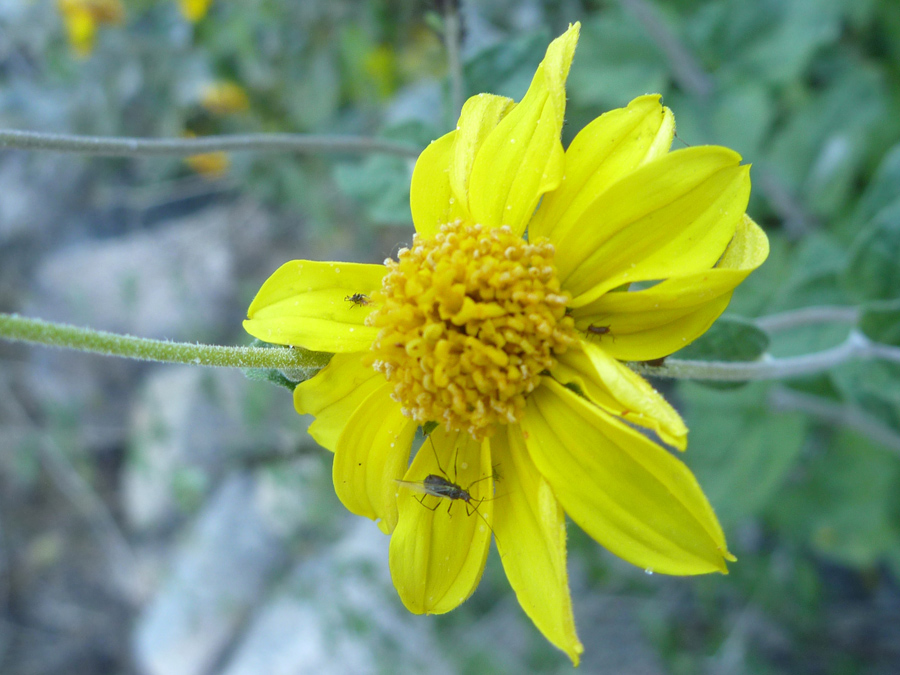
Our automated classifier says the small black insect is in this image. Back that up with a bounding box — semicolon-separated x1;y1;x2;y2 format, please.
344;293;370;307
395;435;499;542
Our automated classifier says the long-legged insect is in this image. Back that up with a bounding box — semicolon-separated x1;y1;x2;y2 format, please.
395;435;500;542
344;292;370;307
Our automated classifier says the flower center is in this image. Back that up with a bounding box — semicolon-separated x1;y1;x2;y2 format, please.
367;221;575;440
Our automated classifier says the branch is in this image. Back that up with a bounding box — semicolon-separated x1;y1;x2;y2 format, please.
754;305;860;333
0;129;422;159
617;0;714;99
442;1;465;121
632;330;900;381
770;386;900;458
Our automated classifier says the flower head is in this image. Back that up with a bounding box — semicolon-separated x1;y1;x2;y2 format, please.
200;81;250;115
178;0;213;22
244;23;768;664
58;0;124;57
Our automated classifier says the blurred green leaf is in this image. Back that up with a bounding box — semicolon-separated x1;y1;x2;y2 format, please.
463;30;549;101
844;201;900;301
766;68;886;218
830;359;900;433
768;234;850;312
710;83;773;158
859;298;900;346
768;429;900;568
673;316;769;362
333;122;432;226
567;12;667;111
681;382;807;527
843;142;900;233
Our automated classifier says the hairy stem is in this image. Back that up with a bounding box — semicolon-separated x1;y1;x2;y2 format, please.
0;313;330;371
632;330;900;381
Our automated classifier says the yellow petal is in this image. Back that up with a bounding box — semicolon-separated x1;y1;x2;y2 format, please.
449;94;515;220
409;130;471;237
333;383;417;534
572;215;770;361
554;146;750;305
292;352;385;452
244;260;384;352
491;426;583;665
551;340;688;450
523;379;733;575
389;429;493;614
530;94;674;242
465;25;579;236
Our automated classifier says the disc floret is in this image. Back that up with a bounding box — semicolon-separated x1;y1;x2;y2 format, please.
368;221;575;440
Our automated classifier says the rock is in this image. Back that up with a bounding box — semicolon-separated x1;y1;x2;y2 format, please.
123;365;303;533
132;472;287;675
219;520;453;675
27;204;241;340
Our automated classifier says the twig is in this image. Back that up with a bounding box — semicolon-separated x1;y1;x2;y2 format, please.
755;306;860;333
0;129;422;159
617;0;714;99
632;330;900;381
769;386;900;458
442;1;465;120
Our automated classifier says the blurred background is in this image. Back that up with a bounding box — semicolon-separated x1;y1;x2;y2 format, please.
1;0;900;673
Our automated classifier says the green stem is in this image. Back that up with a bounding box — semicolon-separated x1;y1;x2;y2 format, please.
0;129;422;159
633;330;900;381
0;313;330;370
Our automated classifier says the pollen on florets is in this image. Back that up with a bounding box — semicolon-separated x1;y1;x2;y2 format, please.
366;220;575;440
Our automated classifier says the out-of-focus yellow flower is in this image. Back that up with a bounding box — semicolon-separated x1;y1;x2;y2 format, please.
245;24;769;665
184;152;230;177
57;0;124;58
183;133;229;178
178;0;213;22
363;45;398;99
200;82;250;115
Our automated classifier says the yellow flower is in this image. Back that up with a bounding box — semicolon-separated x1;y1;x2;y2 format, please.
200;81;250;115
58;0;124;57
184;151;230;177
178;0;213;22
244;23;768;664
183;132;229;178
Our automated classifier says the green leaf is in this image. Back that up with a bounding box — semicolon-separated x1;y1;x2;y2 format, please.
767;430;900;569
765;68;886;218
844;142;900;233
566;12;667;111
463;30;550;101
333;122;432;227
830;359;900;434
243;367;299;391
680;382;807;528
673;316;769;362
844;200;900;301
859;298;900;346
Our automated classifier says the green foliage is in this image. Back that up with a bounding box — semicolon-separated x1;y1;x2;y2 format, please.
859;298;900;346
845;201;900;301
769;430;900;568
681;383;808;527
673;316;769;362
